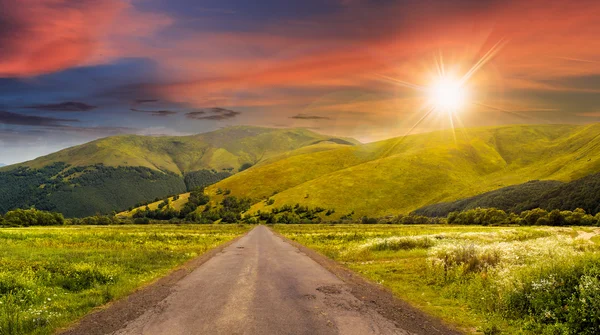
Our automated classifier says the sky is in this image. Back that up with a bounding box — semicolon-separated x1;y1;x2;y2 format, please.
1;0;600;164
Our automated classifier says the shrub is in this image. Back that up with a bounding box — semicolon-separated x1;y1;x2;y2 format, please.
432;244;501;276
2;209;64;227
239;163;253;172
133;217;150;224
365;236;435;251
361;216;378;224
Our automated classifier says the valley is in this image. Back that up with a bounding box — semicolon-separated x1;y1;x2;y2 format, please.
2;123;600;335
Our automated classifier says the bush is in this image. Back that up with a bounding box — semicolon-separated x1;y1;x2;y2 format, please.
443;207;599;226
366;236;435;251
1;209;64;227
497;256;600;334
133;217;150;224
239;163;253;172
361;216;378;224
432;244;501;276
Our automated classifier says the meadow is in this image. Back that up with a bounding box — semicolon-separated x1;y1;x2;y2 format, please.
273;224;600;334
0;224;249;335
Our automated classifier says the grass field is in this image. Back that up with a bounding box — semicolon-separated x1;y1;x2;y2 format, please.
273;224;600;334
0;224;249;334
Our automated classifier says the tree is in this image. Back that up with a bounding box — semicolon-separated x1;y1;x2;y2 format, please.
239;163;253;172
1;209;64;227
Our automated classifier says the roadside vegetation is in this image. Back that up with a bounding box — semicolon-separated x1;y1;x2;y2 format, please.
0;224;249;335
273;224;600;334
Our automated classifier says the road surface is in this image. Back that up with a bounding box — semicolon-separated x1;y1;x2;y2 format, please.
112;225;411;335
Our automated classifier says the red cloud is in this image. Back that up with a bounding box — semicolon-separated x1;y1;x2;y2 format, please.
0;0;171;77
146;0;600;116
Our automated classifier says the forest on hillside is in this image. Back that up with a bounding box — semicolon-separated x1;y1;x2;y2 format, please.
414;173;600;217
0;163;231;217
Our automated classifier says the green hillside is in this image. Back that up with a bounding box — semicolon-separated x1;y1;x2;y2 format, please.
0;127;356;217
204;123;600;217
8;126;355;174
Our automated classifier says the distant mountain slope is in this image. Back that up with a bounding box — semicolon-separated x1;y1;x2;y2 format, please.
0;163;5;167
9;126;355;174
414;172;600;216
0;127;356;216
204;123;600;217
0;163;186;217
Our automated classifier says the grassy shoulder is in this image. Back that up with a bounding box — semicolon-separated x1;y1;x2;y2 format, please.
0;224;250;335
272;224;600;334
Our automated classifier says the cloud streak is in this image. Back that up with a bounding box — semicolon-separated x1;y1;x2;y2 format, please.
186;108;241;120
25;102;97;112
0;111;78;127
130;108;177;117
290;114;331;120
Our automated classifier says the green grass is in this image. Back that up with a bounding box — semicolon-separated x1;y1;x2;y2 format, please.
0;224;250;334
208;123;600;217
273;224;600;334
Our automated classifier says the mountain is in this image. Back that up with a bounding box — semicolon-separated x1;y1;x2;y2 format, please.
203;123;600;217
0;164;5;167
0;127;357;217
9;126;358;174
5;123;600;219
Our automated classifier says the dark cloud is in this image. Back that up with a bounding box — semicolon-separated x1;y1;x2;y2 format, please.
25;101;97;112
186;107;241;120
290;114;331;120
0;111;79;127
135;99;159;104
130;108;177;117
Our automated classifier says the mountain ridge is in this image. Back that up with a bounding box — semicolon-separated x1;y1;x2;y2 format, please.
0;126;358;216
2;126;358;174
3;123;600;218
205;123;600;217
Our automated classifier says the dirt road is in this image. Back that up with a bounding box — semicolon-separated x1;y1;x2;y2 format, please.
65;226;461;335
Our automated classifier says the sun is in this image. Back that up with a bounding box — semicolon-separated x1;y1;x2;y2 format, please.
428;76;468;112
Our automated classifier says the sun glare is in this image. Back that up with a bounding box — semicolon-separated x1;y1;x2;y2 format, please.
428;77;467;111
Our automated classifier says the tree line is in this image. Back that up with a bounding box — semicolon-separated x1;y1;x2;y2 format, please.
3;204;600;228
372;207;600;226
